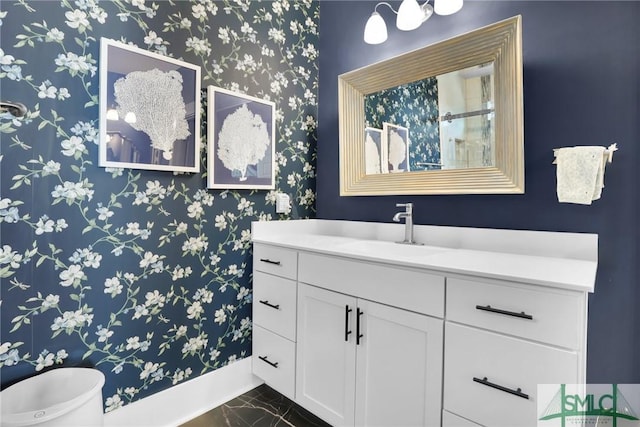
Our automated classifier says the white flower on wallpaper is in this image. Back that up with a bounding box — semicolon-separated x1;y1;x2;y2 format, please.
113;69;190;160
0;0;319;412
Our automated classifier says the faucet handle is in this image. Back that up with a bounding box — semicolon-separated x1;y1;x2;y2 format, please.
396;202;413;212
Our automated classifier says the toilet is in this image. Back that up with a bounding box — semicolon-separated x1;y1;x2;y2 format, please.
1;367;105;427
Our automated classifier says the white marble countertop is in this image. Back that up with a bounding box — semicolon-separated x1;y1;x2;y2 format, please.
252;220;598;293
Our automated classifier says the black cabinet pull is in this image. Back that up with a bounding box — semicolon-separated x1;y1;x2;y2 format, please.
356;308;364;345
259;300;280;310
345;305;353;342
259;258;281;266
258;356;279;368
475;304;533;320
473;377;529;400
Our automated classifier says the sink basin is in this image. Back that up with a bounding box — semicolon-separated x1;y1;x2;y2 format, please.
338;239;450;258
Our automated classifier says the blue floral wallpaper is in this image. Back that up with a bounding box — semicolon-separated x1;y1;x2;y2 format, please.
0;0;318;412
364;78;440;171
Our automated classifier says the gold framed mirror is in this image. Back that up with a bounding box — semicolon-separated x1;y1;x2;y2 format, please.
339;16;523;195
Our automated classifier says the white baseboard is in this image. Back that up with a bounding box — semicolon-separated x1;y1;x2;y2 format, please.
103;358;262;427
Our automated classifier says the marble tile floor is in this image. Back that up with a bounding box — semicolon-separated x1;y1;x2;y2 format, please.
180;384;332;427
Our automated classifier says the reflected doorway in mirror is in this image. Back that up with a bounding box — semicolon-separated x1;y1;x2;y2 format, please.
437;63;495;170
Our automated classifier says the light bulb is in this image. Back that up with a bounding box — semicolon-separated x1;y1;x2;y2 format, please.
397;0;424;31
434;0;463;16
364;11;388;44
124;112;137;124
106;108;119;121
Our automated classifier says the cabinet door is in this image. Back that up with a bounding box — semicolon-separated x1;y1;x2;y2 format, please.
296;284;357;427
355;300;443;427
442;410;482;427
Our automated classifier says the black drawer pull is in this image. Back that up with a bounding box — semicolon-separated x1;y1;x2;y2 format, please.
259;258;281;266
258;356;279;368
259;300;280;310
345;305;353;342
473;376;529;400
356;308;364;345
475;305;533;320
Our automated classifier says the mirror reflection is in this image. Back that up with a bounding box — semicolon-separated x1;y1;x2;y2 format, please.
339;16;523;196
364;63;495;175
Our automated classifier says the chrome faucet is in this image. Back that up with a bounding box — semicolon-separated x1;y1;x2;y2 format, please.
392;203;418;245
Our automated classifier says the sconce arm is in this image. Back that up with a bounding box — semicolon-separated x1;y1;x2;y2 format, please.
374;2;399;15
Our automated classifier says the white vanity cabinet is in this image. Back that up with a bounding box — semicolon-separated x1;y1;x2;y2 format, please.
443;277;587;427
295;252;444;427
251;220;596;427
252;244;298;400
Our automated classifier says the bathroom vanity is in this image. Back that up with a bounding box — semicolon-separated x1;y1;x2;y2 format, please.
251;220;597;427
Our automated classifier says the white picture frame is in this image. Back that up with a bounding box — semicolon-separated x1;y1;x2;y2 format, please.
382;122;410;173
99;38;201;172
364;127;384;175
206;86;275;190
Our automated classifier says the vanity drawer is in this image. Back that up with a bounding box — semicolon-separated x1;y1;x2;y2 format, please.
253;325;296;400
442;410;482;427
444;323;579;427
253;271;297;341
298;252;445;317
446;277;585;349
253;243;297;280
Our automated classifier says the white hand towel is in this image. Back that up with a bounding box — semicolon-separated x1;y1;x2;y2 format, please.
555;146;607;205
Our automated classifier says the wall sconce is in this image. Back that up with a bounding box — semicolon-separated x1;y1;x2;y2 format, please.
364;0;463;44
434;0;463;15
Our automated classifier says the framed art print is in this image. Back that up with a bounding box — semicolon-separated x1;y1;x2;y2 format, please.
364;127;384;175
207;86;275;190
383;122;410;173
99;38;201;172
